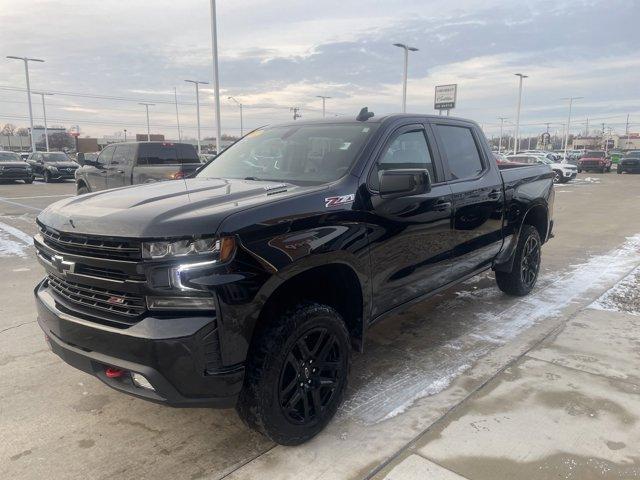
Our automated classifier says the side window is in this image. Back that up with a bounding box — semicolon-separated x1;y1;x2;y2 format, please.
372;129;435;190
97;146;114;167
435;125;484;181
111;145;133;166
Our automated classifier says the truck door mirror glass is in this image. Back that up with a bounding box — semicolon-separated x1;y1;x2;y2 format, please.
379;169;431;199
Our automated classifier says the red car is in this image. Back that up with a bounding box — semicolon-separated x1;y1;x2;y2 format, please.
577;150;612;173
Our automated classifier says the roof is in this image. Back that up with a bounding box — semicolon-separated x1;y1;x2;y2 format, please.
264;113;476;128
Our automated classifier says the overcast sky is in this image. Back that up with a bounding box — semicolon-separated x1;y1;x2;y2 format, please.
1;0;639;139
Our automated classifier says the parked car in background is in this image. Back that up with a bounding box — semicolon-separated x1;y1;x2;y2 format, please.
35;113;554;444
19;152;30;161
507;153;577;183
577;151;611;173
26;151;79;182
0;150;34;183
75;142;201;194
617;151;640;174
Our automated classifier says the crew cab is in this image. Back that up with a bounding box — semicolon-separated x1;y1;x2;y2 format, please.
26;151;79;182
34;113;554;445
75;142;201;194
507;153;577;183
617;150;640;174
577;150;612;173
0;150;34;183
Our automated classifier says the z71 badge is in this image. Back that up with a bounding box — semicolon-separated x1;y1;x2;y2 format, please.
325;194;355;208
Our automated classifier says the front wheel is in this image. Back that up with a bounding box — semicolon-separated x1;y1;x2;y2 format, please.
44;171;51;183
495;225;541;296
23;177;34;184
577;168;582;173
552;170;561;183
617;168;623;175
77;185;90;195
236;303;350;445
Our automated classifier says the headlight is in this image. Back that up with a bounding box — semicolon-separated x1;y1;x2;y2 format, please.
142;236;235;260
48;166;58;172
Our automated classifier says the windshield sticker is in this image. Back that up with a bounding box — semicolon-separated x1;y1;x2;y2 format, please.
325;194;355;208
338;142;352;150
362;127;370;133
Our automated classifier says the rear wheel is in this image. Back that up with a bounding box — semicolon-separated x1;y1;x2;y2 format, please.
77;184;89;195
495;225;541;296
236;303;350;445
44;171;51;183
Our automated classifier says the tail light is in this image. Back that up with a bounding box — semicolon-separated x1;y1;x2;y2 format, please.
172;171;185;180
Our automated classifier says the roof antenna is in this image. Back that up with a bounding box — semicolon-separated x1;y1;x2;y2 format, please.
356;107;374;122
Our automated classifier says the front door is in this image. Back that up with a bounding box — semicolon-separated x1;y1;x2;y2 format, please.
87;145;113;191
433;122;505;278
106;144;133;189
366;124;455;318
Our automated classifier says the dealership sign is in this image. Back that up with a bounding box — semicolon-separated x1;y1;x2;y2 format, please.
434;84;457;110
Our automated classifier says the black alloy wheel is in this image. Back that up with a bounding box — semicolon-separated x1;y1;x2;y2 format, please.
278;327;342;425
520;234;540;289
553;170;561;183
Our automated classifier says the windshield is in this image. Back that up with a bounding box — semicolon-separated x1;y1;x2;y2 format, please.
0;152;21;162
586;151;605;158
196;123;378;185
537;157;553;165
42;152;70;163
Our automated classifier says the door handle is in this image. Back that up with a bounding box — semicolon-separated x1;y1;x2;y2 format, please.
433;201;452;211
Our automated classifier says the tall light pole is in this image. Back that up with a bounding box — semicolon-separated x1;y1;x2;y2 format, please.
498;117;508;154
513;73;528;154
227;96;243;136
185;80;209;153
393;43;418;113
6;56;44;152
139;103;154;141
316;95;332;118
209;0;222;153
561;96;583;160
34;91;54;151
174;87;182;141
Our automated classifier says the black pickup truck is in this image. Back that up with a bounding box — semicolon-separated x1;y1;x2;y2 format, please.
34;113;554;445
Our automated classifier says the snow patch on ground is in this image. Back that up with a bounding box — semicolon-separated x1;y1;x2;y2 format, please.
341;234;640;424
591;266;640;316
0;221;32;257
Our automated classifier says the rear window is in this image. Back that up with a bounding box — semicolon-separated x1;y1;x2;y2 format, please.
136;143;200;166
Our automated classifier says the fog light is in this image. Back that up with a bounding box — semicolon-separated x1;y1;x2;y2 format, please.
132;373;155;391
146;296;215;310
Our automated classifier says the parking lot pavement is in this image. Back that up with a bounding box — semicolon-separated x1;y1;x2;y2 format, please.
377;304;640;480
1;173;640;480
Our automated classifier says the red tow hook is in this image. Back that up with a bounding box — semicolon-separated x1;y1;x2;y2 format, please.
105;367;126;378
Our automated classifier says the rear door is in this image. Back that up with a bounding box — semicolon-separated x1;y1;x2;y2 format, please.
433;121;505;278
366;123;455;317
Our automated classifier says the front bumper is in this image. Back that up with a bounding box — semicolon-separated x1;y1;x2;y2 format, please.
48;171;76;179
35;279;244;408
0;171;33;180
563;171;577;179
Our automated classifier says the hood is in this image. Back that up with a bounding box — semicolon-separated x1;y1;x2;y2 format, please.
37;177;319;238
0;161;30;168
46;162;78;168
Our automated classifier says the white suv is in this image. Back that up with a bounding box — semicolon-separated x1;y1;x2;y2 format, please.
507;154;577;183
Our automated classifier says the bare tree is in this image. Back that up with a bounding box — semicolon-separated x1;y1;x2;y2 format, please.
1;123;17;135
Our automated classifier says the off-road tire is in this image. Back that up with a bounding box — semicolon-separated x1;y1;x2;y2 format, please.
236;302;350;445
495;225;541;297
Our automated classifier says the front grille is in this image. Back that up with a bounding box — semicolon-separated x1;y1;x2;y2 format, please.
40;226;141;261
580;160;602;166
47;274;146;321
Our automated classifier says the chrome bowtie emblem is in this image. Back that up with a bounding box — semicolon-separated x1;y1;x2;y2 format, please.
51;255;75;276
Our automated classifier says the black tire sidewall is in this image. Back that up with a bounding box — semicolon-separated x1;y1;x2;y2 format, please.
239;303;350;445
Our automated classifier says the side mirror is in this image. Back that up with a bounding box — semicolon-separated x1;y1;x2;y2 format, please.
379;169;431;199
77;153;85;166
